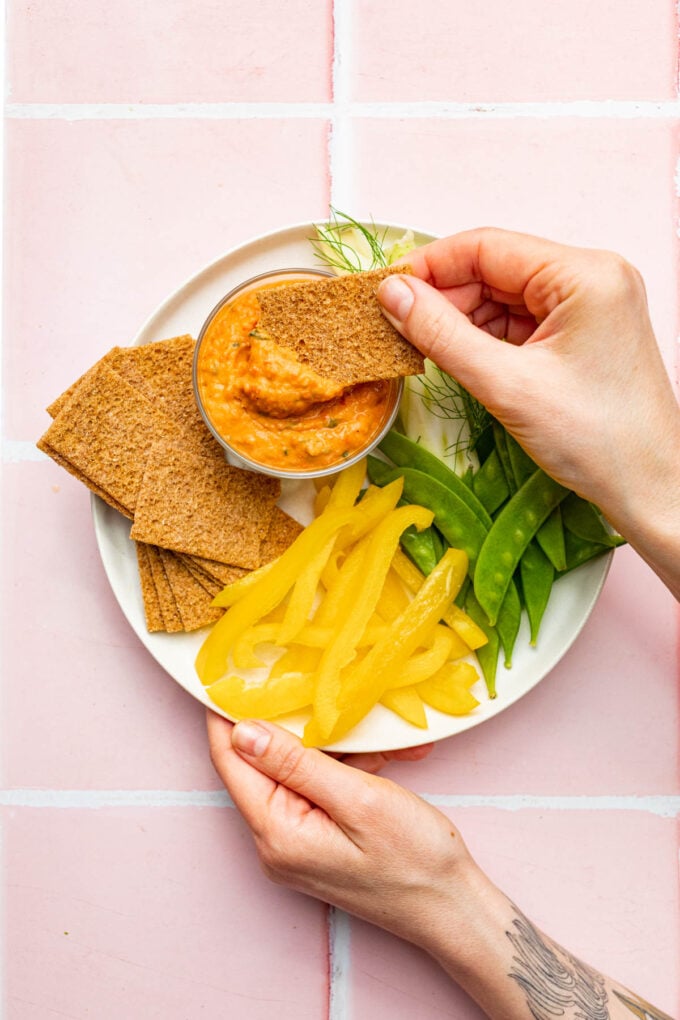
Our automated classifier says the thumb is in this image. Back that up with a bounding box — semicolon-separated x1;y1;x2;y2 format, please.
231;719;375;828
378;273;515;404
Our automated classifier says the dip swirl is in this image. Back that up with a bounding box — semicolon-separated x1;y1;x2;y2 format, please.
195;281;395;472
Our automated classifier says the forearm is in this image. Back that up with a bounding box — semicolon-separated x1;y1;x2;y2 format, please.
420;863;673;1020
594;427;680;602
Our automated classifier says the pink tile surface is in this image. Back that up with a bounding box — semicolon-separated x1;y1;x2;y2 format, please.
3;806;329;1019
351;116;678;367
351;0;677;102
7;0;333;103
1;461;222;790
4;117;329;440
350;808;679;1018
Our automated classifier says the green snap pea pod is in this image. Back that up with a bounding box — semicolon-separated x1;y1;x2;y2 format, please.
562;529;622;573
505;431;535;488
454;575;470;607
504;431;567;571
495;579;521;668
520;540;555;646
399;522;440;575
464;588;499;698
430;525;447;562
367;457;489;567
535;506;567;571
379;430;493;527
472;448;510;515
474;469;569;626
562;492;626;548
492;421;516;493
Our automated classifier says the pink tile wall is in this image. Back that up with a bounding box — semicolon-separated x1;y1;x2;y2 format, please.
7;0;333;103
3;2;679;1018
350;0;677;102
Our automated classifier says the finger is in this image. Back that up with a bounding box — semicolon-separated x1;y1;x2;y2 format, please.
407;227;575;321
340;742;435;774
206;710;279;827
230;719;377;833
378;273;517;404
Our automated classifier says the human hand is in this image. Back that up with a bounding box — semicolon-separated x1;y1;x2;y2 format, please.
378;228;680;596
206;712;483;956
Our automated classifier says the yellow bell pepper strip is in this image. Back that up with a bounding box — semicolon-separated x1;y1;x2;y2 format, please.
208;671;313;720
293;620;390;648
314;485;332;516
265;458;369;646
312;504;435;739
390;548;488;650
380;686;428;728
375;567;411;622
384;625;456;690
196;505;364;685
333;479;404;550
304;547;468;746
268;644;321;679
311;503;434;738
416;662;479;716
211;560;276;609
232;623;282;670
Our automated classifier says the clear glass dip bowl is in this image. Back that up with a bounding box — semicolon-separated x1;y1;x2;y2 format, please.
193;268;403;481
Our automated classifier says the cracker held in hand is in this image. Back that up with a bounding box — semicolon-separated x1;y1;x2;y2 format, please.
256;265;424;386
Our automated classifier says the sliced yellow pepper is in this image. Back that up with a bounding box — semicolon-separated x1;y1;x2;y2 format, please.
416;662;480;716
312;504;435;738
380;686;428;728
232;623;282;670
391;548;488;650
305;547;468;746
269;644;321;679
375;568;410;622
384;624;455;689
208;671;313;720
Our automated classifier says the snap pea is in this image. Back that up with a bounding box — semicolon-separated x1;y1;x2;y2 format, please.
562;529;621;573
472;448;509;515
495;580;521;668
492;421;516;492
464;588;499;698
562;492;626;548
379;431;492;527
504;431;567;572
367;457;489;566
520;540;554;645
474;469;569;626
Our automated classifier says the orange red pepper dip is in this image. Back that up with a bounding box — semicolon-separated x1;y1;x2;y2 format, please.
195;280;395;472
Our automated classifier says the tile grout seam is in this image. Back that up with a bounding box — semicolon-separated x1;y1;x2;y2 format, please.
5;100;680;120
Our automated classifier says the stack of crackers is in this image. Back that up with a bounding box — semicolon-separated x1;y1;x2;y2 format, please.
37;335;302;633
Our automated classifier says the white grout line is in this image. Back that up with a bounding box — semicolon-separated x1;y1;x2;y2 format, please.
0;789;677;816
6;100;680;121
328;907;352;1020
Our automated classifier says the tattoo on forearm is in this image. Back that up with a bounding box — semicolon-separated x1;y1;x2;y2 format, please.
506;903;608;1020
505;905;676;1020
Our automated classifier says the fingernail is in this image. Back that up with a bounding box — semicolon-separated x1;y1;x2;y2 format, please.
232;720;272;757
378;275;415;323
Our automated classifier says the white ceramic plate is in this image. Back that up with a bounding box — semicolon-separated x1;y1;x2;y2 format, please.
92;222;612;752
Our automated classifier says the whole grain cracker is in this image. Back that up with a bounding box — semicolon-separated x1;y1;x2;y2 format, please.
256;265;423;386
38;362;182;516
159;548;224;631
146;544;184;633
129;439;280;569
135;542;165;632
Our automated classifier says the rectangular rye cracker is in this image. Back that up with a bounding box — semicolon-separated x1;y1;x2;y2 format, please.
38;362;182;516
129;439;281;569
256;265;424;386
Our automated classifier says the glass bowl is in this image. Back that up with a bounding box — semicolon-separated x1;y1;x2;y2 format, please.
193;268;404;480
